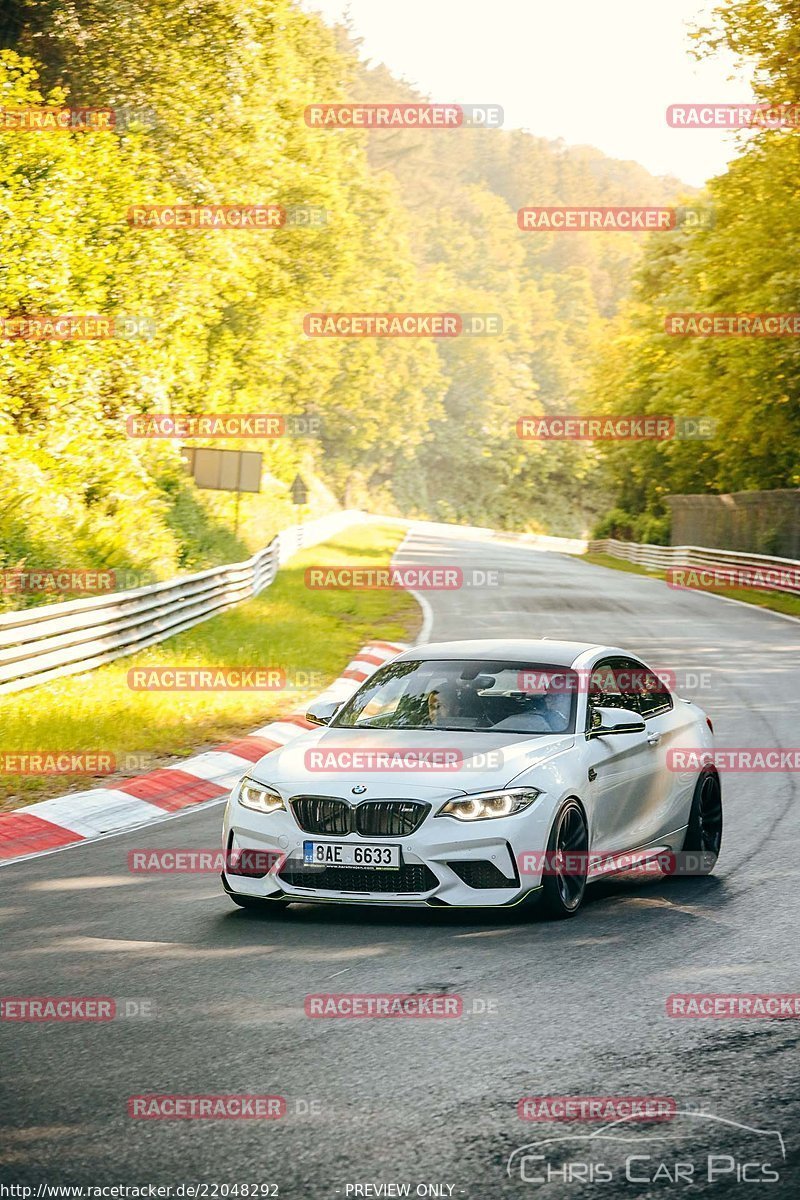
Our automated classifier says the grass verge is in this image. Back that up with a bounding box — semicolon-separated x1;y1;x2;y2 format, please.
580;552;800;619
0;522;418;813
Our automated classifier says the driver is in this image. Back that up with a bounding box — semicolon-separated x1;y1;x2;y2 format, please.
426;680;460;727
539;684;572;731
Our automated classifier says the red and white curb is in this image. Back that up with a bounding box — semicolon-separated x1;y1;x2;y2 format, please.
0;640;406;866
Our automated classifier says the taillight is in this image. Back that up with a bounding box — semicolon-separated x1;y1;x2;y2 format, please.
706;716;714;733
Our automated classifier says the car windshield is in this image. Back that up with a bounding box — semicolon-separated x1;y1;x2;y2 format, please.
333;659;578;734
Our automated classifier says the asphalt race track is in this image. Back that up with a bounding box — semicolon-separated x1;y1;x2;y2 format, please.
2;527;799;1196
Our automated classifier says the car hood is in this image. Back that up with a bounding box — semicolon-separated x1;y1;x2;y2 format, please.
246;726;575;796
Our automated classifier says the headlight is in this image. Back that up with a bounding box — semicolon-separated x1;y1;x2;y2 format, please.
436;788;543;822
237;778;285;814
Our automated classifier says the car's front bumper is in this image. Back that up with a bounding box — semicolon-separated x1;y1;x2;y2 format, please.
222;799;552;908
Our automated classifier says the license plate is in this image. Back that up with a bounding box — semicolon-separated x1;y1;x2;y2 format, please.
303;840;400;869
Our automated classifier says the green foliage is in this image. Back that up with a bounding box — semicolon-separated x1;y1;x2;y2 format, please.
592;508;638;541
0;16;444;606
591;509;670;545
0;2;712;595
588;0;800;537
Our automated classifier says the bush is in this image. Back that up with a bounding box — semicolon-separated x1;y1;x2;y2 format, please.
591;508;636;540
591;508;671;545
632;513;671;546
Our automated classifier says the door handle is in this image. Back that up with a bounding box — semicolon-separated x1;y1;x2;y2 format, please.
647;733;661;746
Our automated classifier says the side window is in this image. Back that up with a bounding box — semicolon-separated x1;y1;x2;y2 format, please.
587;657;673;723
626;659;673;718
586;658;628;727
611;657;673;718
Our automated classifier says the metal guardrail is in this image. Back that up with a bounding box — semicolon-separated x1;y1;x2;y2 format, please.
394;523;800;598
494;531;590;555
0;510;363;695
588;538;800;595
4;515;797;696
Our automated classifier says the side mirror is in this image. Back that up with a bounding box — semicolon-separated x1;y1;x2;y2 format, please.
588;706;646;738
306;699;342;727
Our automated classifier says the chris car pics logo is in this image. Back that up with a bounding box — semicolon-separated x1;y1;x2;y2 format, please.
507;1112;785;1186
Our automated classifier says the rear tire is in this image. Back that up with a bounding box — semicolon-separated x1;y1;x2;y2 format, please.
670;768;722;876
540;799;588;919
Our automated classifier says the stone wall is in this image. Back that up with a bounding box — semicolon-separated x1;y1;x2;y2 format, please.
666;490;800;558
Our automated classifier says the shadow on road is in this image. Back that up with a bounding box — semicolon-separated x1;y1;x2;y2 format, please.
218;870;730;935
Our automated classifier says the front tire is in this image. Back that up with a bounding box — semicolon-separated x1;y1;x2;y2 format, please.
540;799;589;919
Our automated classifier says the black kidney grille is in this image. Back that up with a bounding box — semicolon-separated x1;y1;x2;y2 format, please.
290;796;429;837
355;801;429;836
290;796;351;835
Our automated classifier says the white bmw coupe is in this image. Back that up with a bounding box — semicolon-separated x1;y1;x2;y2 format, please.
222;639;722;918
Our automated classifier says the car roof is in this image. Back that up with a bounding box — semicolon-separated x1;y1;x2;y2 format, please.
392;638;612;669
